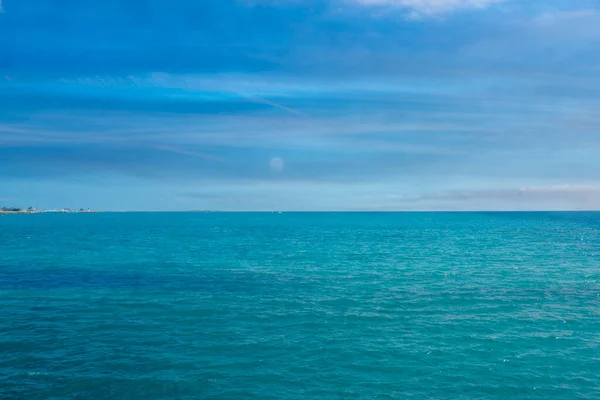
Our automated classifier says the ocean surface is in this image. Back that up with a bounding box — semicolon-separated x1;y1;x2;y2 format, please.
1;212;599;399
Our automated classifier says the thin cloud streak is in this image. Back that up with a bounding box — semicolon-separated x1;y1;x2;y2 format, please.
150;145;231;164
349;0;507;17
363;186;600;211
232;91;305;116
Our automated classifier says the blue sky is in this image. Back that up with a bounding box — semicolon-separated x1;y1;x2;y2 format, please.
1;0;600;211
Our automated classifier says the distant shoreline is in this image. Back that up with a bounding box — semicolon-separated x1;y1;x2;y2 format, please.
0;210;99;215
2;210;600;214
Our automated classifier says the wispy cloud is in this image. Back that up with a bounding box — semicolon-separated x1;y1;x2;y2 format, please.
399;185;600;201
533;9;599;27
257;0;507;18
232;90;305;116
150;144;230;163
367;185;600;211
346;0;507;17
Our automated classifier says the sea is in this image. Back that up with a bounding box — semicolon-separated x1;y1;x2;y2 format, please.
1;212;599;399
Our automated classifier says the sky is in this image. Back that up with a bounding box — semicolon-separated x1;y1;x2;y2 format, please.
1;0;600;211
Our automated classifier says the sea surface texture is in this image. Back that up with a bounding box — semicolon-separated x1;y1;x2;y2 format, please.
1;212;599;399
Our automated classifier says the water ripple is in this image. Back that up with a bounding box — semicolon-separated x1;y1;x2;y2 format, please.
1;212;600;399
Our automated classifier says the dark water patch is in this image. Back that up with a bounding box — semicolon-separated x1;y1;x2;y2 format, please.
0;264;287;295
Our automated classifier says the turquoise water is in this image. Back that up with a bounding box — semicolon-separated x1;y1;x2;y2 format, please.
1;212;599;399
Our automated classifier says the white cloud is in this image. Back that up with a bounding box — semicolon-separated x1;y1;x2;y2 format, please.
533;9;599;26
249;0;507;17
530;9;600;40
375;185;600;211
347;0;507;17
412;185;600;200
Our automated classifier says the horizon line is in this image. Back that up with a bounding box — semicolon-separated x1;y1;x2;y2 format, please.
20;210;600;213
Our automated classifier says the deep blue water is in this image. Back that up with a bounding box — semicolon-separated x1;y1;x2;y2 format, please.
1;212;599;399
